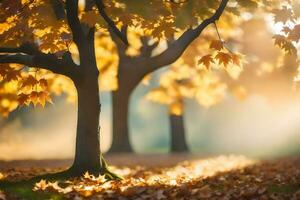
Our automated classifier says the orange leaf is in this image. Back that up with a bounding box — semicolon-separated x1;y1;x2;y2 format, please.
288;24;300;42
215;52;232;67
18;93;30;106
38;91;52;107
209;40;224;51
22;75;39;88
231;54;242;66
30;91;39;106
198;54;214;69
39;79;48;90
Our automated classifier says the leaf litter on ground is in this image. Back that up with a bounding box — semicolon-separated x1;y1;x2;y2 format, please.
1;155;300;199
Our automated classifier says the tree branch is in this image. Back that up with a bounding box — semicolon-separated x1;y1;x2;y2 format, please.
94;0;128;45
0;47;22;54
0;45;79;79
147;0;229;73
85;0;95;11
0;54;32;66
87;27;97;66
140;37;159;58
51;0;66;20
108;25;128;57
65;0;85;49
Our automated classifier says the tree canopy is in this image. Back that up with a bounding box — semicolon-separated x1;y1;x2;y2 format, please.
0;0;287;117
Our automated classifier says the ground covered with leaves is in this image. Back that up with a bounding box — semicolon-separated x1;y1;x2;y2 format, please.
0;155;300;199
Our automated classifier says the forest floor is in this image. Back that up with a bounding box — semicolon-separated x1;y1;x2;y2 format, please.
0;154;300;200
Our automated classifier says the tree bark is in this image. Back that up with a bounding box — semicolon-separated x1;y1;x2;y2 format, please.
107;57;144;153
169;112;189;152
109;86;133;153
70;76;103;175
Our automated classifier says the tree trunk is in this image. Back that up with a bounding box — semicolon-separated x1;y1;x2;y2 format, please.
71;76;103;175
169;113;189;152
108;87;133;153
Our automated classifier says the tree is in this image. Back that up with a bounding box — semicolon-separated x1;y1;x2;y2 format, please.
146;63;227;152
107;0;300;153
107;0;236;153
108;0;264;152
0;0;130;177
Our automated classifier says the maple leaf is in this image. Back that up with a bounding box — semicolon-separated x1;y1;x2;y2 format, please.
215;52;232;67
0;64;12;78
3;69;22;82
30;91;39;106
81;11;101;27
288;24;300;42
282;42;297;54
21;75;39;88
272;6;294;24
17;93;30;106
231;53;242;66
39;78;48;90
273;34;297;54
210;40;224;51
198;54;214;69
38;91;52;107
273;34;285;45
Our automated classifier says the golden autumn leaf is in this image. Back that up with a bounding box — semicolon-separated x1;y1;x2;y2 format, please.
215;52;232;67
17;93;30;106
21;75;39;89
198;54;214;69
3;69;22;82
288;24;300;42
30;91;39;106
81;11;101;27
209;40;224;51
37;91;52;107
273;34;287;46
273;34;297;54
272;6;294;24
230;53;242;66
38;78;48;90
0;64;11;78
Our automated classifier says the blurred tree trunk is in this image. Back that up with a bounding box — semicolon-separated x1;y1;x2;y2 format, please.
169;110;189;152
109;87;133;153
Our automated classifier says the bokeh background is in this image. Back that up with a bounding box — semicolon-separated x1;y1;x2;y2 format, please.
1;82;300;160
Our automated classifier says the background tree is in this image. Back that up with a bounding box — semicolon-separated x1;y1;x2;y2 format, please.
146;65;227;152
106;0;262;153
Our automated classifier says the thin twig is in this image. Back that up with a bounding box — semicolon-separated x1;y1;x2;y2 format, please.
213;22;233;54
